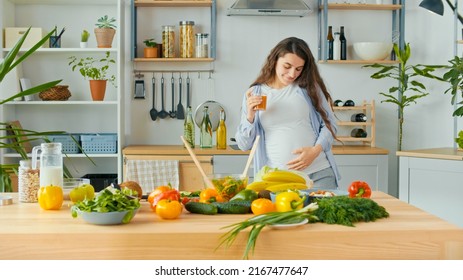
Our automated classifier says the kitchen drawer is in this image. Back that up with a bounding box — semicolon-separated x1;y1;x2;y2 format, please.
123;154;212;192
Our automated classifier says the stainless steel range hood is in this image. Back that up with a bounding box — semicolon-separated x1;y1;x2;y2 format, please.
227;0;311;17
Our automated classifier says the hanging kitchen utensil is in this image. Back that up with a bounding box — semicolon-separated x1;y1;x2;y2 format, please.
186;73;191;107
180;136;214;189
176;74;185;119
241;135;260;178
158;75;169;119
169;74;176;118
194;100;226;131
134;73;145;99
149;74;158;121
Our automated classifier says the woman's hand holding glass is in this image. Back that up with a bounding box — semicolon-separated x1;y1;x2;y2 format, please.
246;88;262;123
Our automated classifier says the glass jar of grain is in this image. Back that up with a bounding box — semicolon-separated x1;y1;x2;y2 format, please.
162;25;175;58
18;159;40;203
179;21;195;58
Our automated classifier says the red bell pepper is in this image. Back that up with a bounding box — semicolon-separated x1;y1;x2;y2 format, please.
348;181;372;198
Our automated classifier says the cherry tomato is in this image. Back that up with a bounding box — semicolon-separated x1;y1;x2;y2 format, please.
156;199;183;219
251;198;276;215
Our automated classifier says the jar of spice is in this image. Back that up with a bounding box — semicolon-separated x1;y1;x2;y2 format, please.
18;159;40;203
162;25;175;58
195;33;209;58
179;21;195;58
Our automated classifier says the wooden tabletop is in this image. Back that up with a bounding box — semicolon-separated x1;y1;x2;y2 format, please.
396;147;463;161
123;145;389;155
0;191;461;260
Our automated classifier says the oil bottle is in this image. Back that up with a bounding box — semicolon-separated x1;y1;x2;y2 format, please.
200;106;212;148
216;108;226;149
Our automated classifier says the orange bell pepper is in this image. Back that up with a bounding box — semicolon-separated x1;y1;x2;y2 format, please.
38;185;63;210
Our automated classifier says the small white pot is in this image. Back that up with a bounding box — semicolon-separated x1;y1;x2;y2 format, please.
80;42;88;48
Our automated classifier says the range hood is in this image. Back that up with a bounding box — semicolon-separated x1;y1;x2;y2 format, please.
227;0;311;17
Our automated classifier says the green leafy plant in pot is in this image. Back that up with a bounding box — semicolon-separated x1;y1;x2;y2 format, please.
94;15;116;48
363;43;444;151
0;27;66;192
143;38;158;58
68;51;116;101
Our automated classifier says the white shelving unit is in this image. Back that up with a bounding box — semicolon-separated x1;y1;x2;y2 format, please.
317;1;403;64
0;0;124;181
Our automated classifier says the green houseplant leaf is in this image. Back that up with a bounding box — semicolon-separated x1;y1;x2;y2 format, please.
363;43;445;151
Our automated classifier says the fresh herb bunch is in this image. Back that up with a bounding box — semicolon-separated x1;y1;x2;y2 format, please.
218;203;319;259
95;15;116;29
313;196;389;227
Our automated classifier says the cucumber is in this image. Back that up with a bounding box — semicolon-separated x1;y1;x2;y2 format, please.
213;201;251;214
185;201;218;215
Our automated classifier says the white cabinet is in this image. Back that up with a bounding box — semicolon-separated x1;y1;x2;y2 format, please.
398;148;463;228
0;0;123;180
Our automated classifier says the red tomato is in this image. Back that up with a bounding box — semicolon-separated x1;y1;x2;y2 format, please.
150;189;181;211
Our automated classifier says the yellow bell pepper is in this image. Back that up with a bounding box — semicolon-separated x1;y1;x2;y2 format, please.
38;185;63;210
275;191;305;212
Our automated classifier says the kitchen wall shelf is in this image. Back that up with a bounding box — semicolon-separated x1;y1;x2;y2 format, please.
318;1;403;64
0;0;124;180
132;0;216;61
333;100;376;147
133;58;214;62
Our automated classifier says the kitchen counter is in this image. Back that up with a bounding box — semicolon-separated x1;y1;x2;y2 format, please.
123;145;389;155
1;191;462;260
396;147;463;160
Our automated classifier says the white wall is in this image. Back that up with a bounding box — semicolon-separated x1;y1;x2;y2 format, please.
123;0;461;197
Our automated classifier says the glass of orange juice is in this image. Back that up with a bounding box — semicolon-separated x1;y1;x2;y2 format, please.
254;92;267;111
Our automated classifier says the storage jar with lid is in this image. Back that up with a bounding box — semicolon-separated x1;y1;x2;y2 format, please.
18;159;40;203
162;25;175;58
179;21;195;58
195;33;209;58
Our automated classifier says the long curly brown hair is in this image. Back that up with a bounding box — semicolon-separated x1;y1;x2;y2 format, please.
251;37;336;138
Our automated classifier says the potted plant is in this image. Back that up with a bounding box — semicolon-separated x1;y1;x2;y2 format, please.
0;27;64;192
94;15;116;48
143;38;158;58
80;29;90;48
363;43;444;151
68;51;117;101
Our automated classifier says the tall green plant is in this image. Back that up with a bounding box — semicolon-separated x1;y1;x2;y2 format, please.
0;27;63;192
363;43;444;151
441;56;463;117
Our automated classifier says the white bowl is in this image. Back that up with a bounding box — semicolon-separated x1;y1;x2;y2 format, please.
353;42;393;60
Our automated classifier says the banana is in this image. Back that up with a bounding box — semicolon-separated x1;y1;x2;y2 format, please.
265;182;308;193
262;170;306;184
246;180;283;192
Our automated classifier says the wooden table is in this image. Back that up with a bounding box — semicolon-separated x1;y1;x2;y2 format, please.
0;192;462;260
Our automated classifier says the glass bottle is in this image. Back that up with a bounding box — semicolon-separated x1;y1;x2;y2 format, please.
333;99;344;107
216;109;227;149
184;106;195;148
333;32;340;61
340;26;347;60
351;128;368;138
195;33;209;58
351;113;367;122
327;26;334;60
162;25;175;58
200;106;213;148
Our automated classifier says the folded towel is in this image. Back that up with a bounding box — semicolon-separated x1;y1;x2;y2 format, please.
125;160;179;193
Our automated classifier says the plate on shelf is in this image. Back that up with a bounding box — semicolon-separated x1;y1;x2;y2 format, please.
194;100;226;131
268;218;308;230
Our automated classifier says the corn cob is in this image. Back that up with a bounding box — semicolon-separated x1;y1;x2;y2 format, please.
246;180;283;192
265;182;308;192
262;170;306;184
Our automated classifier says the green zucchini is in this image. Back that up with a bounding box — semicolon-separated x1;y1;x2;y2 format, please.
185;201;218;215
213;201;251;214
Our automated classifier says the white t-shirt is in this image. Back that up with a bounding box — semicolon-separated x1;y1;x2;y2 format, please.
259;83;330;174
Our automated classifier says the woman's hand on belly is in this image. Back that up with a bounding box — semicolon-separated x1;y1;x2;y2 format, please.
287;145;322;170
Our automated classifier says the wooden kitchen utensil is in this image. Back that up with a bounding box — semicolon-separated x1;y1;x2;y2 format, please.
180;136;214;188
241;135;260;178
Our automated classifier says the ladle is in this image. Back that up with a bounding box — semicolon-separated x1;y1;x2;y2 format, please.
169;74;176;118
158;75;169;119
180;136;214;189
241;135;260;178
149;74;158;121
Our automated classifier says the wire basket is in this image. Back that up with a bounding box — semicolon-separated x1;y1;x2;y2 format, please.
39;85;71;101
